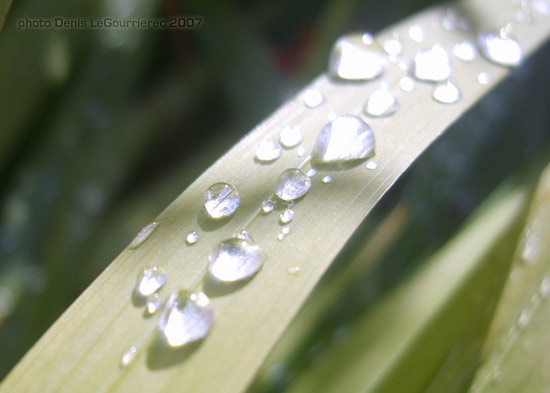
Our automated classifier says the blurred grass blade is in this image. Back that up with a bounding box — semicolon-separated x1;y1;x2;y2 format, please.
0;0;12;30
1;1;549;393
468;163;550;393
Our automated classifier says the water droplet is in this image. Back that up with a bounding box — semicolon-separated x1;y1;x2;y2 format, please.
432;80;461;104
408;25;426;42
135;267;166;297
158;291;214;347
532;0;550;14
383;38;402;56
399;76;415;92
306;168;317;177
453;40;477;62
328;35;385;81
303;89;324;108
287;266;301;275
146;293;162;314
322;175;333;184
311;115;375;169
518;308;533;328
366;160;378;170
255;139;282;162
120;346;137;368
412;45;452;82
540;276;550;297
364;89;399;117
129;221;161;249
296;147;305;157
277;233;285;241
209;236;265;282
261;200;275;214
275;169;312;201
280;208;295;224
477;72;490;85
186;231;199;245
204;182;240;219
441;8;471;31
477;31;523;67
279;126;303;148
234;229;253;242
362;33;374;44
281;226;291;235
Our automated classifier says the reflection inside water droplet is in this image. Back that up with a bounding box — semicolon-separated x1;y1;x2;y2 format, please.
364;89;399;117
255;139;282;162
432;80;461;104
158;291;214;347
204;182;240;219
135;267;166;297
209;236;265;282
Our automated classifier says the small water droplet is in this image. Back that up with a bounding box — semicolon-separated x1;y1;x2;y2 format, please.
453;40;477;61
322;175;332;184
277;233;285;241
209;236;265;282
282;226;291;235
478;31;523;67
120;346;137;368
303;89;324;108
541;275;550;297
280;208;295;224
158;291;214;347
186;231;199;245
408;25;426;42
275;168;312;201
129;221;161;249
255;139;283;162
279;126;303;148
145;293;162;314
296;147;306;157
366;160;378;170
204;182;240;219
399;76;415;92
362;33;374;44
383;38;402;56
135;267;166;297
261;200;275;214
287;266;301;275
532;0;550;14
306;168;317;177
364;89;399;117
477;72;490;85
518;308;532;328
234;229;253;242
311;115;375;169
432;80;461;104
328;35;385;81
412;45;452;82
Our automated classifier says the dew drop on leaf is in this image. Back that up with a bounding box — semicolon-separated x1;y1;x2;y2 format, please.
255;139;282;162
412;45;452;82
186;231;199;245
432;80;461;104
303;89;324;108
280;208;295;224
129;221;160;250
275;169;312;201
328;35;385;81
209;236;265;282
120;346;137;368
364;89;399;117
135;267;166;298
279;126;303;148
477;31;523;67
204;182;240;219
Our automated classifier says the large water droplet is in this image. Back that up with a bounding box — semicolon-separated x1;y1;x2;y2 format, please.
432;80;461;104
453;40;477;62
303;89;324;108
400;76;415;92
129;221;161;249
209;236;265;282
279;126;303;148
328;35;385;81
204;182;240;219
311;115;375;169
408;25;426;43
275;169;312;201
120;346;138;368
280;208;295;224
477;31;523;67
255;139;282;162
364;89;399;117
157;291;214;347
412;45;452;82
186;231;199;245
135;267;166;297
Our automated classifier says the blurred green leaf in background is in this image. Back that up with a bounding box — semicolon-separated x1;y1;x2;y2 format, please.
0;0;549;390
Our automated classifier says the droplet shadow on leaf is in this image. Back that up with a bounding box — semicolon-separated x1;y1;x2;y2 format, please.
131;289;146;307
146;333;202;370
203;274;250;297
197;207;232;232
